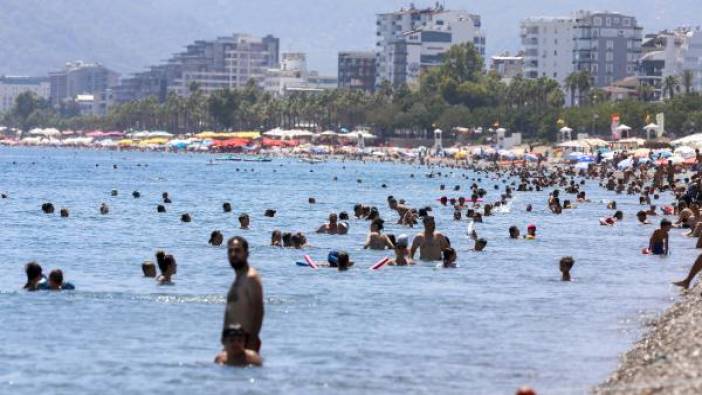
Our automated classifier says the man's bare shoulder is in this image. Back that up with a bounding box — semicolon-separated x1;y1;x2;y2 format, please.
247;267;261;281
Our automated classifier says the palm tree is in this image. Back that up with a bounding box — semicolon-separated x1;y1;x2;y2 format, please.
682;69;694;95
575;71;592;106
662;75;680;99
564;72;578;106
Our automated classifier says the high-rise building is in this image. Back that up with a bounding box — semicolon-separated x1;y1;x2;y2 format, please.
376;4;485;88
639;28;702;99
490;53;524;82
338;51;376;92
170;34;280;96
48;61;119;110
520;17;576;87
263;53;337;97
114;33;279;102
572;11;643;87
0;76;50;113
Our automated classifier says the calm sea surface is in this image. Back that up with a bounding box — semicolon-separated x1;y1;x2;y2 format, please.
0;147;695;394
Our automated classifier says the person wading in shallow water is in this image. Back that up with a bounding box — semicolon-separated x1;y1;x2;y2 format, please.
222;236;264;353
410;215;449;261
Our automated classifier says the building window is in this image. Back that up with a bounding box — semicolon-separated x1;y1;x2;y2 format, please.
606;64;613;73
594;17;602;26
613;17;620;25
623;18;631;27
606;40;614;49
605;17;611;26
606;52;613;62
591;64;598;73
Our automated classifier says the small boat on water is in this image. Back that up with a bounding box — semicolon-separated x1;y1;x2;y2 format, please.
215;155;242;161
215;155;272;162
300;158;324;164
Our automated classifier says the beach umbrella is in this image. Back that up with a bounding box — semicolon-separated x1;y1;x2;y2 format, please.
652;150;673;159
574;162;590;170
617;158;633;169
524;153;539;161
632;148;650;158
148;131;174;138
674;145;696;159
230;131;260;139
566;152;585;161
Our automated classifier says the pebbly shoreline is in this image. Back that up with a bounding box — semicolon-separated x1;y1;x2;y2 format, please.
594;283;702;394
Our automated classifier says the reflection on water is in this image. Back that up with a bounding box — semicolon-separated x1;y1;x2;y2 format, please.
0;147;693;394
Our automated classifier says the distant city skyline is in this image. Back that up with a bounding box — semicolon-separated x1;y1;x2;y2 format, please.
1;0;702;77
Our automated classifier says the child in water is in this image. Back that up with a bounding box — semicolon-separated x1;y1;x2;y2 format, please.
648;219;672;255
441;247;457;268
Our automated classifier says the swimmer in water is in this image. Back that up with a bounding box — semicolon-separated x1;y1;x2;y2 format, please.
47;269;75;290
636;211;650;225
559;256;574;281
388;197;410;224
473;238;488;252
23;261;46;291
271;230;282;247
316;213;339;234
388;234;413;266
100;203;109;215
410;216;450;262
157;254;177;285
525;224;537;239
142;261;157;277
223;202;232;213
648;219;672;256
209;230;224;246
239;214;250;230
214;323;263;367
442;247;457;268
223;236;264;352
509;226;520;239
364;218;395;250
336;251;352;272
291;232;308;249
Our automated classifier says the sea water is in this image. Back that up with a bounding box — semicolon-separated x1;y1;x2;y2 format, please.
0;147;695;395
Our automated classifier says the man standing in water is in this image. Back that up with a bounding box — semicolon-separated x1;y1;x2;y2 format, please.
410;216;450;261
223;236;264;352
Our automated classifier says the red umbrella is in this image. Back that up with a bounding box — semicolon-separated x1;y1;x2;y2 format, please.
213;138;249;148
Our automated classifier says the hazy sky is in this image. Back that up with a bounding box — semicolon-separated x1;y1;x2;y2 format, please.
1;0;700;77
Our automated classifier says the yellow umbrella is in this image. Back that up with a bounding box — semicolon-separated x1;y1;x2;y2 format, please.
195;131;219;139
231;131;260;139
117;139;135;146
